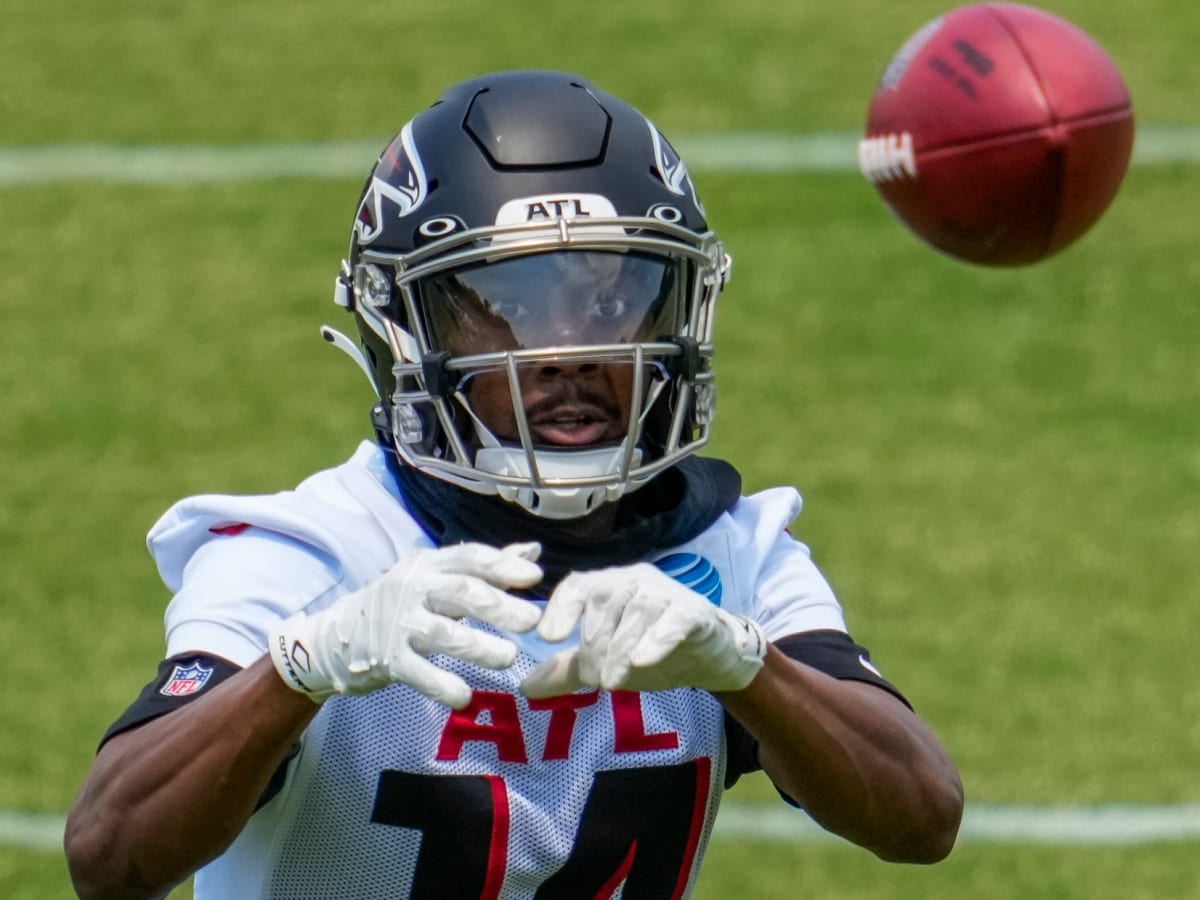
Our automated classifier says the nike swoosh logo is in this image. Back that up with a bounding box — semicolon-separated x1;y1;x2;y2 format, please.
858;654;883;678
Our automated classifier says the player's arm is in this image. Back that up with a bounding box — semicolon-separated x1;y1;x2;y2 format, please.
520;563;963;863
64;656;318;900
66;540;545;899
715;643;962;864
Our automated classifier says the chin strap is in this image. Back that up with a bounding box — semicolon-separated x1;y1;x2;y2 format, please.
452;388;644;520
474;443;644;519
320;325;377;390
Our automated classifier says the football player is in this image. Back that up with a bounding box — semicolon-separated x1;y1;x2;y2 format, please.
65;70;962;899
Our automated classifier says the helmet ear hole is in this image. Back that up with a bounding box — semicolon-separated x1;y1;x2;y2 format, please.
370;402;392;448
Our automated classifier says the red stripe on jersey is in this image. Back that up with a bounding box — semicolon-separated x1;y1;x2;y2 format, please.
208;522;251;536
670;755;712;900
594;840;637;900
481;775;509;900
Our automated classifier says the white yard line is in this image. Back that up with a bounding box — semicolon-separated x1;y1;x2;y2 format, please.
714;801;1200;846
0;810;68;852
8;803;1200;853
0;126;1194;186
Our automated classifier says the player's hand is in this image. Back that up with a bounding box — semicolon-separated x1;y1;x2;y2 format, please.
519;563;767;698
270;542;543;709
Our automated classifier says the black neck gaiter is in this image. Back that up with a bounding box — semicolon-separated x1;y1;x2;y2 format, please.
385;450;742;593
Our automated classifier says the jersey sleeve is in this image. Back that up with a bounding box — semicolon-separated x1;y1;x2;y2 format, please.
145;445;429;665
751;533;848;640
162;526;346;666
103;523;343;738
98;493;350;745
721;488;848;640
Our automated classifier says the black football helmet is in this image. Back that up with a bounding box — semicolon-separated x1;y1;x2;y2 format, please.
325;70;731;519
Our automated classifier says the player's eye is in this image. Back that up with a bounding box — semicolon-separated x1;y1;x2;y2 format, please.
588;297;628;319
487;298;529;319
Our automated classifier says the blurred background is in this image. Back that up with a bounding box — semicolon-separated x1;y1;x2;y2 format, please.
2;1;1197;897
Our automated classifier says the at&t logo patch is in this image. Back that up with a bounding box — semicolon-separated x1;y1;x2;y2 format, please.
654;552;723;605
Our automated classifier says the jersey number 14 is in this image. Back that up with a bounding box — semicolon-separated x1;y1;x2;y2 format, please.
371;757;712;898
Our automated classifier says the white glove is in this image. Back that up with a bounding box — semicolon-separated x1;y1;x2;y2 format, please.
519;562;767;698
271;542;543;709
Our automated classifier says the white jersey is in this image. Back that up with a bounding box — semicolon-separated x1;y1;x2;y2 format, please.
146;442;849;899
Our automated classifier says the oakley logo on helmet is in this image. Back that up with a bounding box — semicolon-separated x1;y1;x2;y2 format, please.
417;216;466;239
355;121;429;244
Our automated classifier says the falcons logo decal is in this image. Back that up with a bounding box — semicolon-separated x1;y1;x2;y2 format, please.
646;121;706;218
355;120;429;244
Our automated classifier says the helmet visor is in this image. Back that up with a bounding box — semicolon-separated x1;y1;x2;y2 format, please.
417;250;686;355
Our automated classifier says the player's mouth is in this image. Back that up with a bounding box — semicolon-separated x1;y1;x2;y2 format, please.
528;405;619;447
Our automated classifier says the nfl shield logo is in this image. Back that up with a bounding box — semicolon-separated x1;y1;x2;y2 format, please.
160;660;215;697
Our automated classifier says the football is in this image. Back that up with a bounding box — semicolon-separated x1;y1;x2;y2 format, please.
858;3;1135;266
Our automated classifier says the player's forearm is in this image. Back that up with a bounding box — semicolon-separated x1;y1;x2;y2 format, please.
65;656;318;899
716;644;963;863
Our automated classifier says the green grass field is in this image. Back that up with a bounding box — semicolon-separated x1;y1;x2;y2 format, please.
3;1;1199;897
